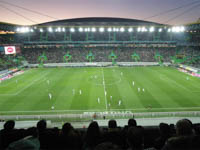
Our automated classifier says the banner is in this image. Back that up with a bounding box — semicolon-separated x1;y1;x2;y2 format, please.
4;46;16;55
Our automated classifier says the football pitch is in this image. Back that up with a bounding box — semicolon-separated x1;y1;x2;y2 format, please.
0;66;200;115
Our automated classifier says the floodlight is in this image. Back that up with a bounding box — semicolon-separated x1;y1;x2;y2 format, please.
113;28;119;32
56;27;61;32
137;27;141;32
180;26;185;32
108;28;112;32
48;27;53;32
30;29;34;32
84;28;88;32
172;26;180;32
99;27;104;32
91;27;96;32
120;27;125;32
158;28;162;32
141;27;147;32
167;28;171;32
62;28;65;32
149;26;155;32
40;28;43;32
20;27;29;33
26;27;30;32
79;27;83;32
16;28;20;32
70;28;75;32
128;28;133;32
21;27;26;33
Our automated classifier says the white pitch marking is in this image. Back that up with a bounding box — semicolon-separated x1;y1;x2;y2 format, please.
101;68;108;110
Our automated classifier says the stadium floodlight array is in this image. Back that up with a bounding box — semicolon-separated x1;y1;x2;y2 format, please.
55;27;61;32
16;27;30;33
113;28;119;32
141;27;147;32
171;26;185;32
15;26;186;33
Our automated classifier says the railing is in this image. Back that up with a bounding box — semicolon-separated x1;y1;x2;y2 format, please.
1;111;200;122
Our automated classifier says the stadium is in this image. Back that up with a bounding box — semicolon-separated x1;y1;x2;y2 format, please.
0;1;200;149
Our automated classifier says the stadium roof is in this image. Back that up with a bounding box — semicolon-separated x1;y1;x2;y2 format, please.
37;17;166;27
0;22;20;32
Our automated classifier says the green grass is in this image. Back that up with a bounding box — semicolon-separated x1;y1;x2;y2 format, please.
0;66;200;116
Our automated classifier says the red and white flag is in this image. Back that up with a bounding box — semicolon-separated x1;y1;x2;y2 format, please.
4;46;16;55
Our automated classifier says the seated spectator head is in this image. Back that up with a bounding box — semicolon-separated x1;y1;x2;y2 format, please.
127;127;144;150
159;123;170;136
4;120;15;131
128;119;137;127
176;119;193;136
87;121;100;137
36;120;46;132
108;120;117;129
62;122;74;135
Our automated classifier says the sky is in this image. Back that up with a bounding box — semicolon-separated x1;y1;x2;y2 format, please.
0;0;200;25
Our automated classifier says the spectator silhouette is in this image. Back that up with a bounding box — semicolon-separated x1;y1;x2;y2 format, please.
58;122;82;150
83;121;102;150
127;126;144;150
103;120;123;147
7;127;40;150
162;119;196;150
37;120;59;149
0;120;25;149
154;123;171;150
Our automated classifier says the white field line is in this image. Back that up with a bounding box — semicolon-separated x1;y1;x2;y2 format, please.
1;107;200;114
101;68;108;110
0;72;49;96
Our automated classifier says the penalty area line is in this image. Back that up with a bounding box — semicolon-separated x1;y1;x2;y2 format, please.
0;71;50;96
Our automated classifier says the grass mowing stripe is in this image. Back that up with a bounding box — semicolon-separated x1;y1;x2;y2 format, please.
146;67;198;107
0;66;200;115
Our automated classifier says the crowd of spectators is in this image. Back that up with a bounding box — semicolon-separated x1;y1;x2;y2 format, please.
0;54;21;71
1;46;200;71
21;47;180;64
0;118;200;150
21;46;200;65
